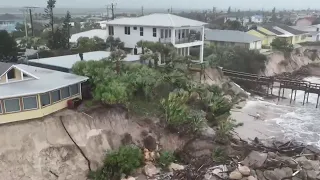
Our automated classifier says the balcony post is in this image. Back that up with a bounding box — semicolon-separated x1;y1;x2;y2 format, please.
171;28;176;45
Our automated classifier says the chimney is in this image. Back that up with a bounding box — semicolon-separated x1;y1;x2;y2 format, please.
79;53;84;61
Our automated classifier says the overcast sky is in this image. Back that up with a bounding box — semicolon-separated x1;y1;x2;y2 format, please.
1;0;320;10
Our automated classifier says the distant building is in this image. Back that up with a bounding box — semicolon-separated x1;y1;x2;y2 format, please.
0;14;22;32
0;20;16;32
251;15;263;24
295;17;317;26
205;29;262;50
0;62;88;124
247;28;276;47
291;25;320;42
248;24;309;47
105;13;207;63
224;16;250;26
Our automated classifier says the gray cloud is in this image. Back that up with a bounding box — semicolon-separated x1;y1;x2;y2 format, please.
1;0;319;10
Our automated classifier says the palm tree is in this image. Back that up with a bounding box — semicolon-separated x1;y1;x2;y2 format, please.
106;36;124;51
109;49;126;74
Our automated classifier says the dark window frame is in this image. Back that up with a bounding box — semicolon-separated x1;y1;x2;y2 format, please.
7;68;15;79
125;26;131;35
140;27;144;36
0;100;3;114
153;28;157;37
133;26;137;30
4;98;21;113
70;84;80;96
51;90;61;104
22;96;38;111
108;26;114;35
161;29;164;38
40;92;51;108
61;87;71;99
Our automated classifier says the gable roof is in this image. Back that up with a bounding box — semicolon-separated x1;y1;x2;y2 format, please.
105;13;207;28
255;29;269;36
0;62;39;80
261;25;284;35
0;64;88;99
262;24;307;35
205;29;261;43
0;62;13;77
276;24;306;35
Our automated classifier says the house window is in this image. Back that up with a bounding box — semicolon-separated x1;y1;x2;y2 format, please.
51;90;61;103
169;30;171;38
140;27;144;36
4;98;20;113
108;26;114;35
133;27;137;30
61;87;70;99
70;84;80;96
165;29;168;38
182;29;185;38
153;28;157;37
40;93;51;107
124;26;130;35
161;29;164;38
23;96;38;110
7;69;15;79
0;100;3;114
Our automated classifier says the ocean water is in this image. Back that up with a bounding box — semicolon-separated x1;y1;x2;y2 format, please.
245;76;320;147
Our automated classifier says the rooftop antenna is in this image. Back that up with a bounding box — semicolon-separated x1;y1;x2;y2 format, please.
22;6;39;37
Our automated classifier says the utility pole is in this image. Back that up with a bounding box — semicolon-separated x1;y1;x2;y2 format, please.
170;7;173;13
111;3;116;20
141;6;144;16
19;8;28;38
23;6;39;37
106;3;116;20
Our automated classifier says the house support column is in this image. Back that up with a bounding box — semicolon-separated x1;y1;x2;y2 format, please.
171;28;176;44
187;47;190;56
200;26;205;63
200;45;204;62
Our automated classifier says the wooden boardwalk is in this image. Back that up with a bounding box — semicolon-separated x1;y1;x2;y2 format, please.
221;68;320;108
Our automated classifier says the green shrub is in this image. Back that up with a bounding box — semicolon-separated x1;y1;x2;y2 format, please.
271;38;293;52
212;147;228;163
161;90;204;133
216;118;242;143
157;151;176;168
88;146;143;180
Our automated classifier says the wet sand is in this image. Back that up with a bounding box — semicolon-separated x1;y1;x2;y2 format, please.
231;97;285;141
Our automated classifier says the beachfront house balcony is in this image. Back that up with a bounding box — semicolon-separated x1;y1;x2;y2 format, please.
158;27;204;45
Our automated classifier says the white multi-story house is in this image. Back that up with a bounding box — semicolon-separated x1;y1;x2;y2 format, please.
105;13;207;63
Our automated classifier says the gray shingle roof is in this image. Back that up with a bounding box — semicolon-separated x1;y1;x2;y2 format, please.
262;25;284;35
0;62;13;77
276;24;306;35
205;29;261;43
0;64;88;99
105;13;207;28
263;24;307;35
